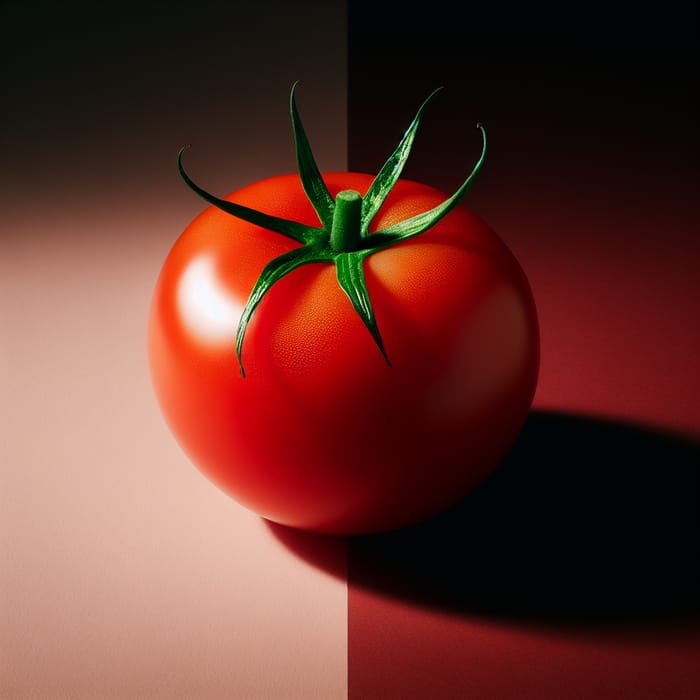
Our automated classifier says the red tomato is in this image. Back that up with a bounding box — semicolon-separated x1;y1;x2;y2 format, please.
148;88;539;534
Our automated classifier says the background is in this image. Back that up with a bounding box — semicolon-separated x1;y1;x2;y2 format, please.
2;2;348;698
345;1;699;698
3;1;699;698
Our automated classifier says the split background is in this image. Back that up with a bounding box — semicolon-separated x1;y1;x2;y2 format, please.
2;1;698;698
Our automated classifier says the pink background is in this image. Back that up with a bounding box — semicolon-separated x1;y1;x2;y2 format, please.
1;3;348;698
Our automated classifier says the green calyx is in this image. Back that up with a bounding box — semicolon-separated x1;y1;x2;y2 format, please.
178;82;486;377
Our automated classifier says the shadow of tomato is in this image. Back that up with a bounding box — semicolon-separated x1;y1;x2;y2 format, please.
266;410;700;626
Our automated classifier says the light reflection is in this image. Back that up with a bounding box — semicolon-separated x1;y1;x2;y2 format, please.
176;253;243;343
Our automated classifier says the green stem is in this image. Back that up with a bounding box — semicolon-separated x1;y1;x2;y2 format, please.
179;85;487;374
330;190;363;252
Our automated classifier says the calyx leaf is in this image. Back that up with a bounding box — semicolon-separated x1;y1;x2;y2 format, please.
178;83;486;376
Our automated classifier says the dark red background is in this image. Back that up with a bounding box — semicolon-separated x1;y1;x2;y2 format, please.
347;1;699;697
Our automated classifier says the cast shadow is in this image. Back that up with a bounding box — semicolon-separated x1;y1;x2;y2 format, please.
266;410;700;626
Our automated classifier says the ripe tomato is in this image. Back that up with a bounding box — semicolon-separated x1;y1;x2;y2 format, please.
148;86;539;534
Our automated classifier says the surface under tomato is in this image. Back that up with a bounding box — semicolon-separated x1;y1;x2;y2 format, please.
148;171;539;534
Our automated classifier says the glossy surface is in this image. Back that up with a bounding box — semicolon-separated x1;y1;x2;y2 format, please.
148;172;539;534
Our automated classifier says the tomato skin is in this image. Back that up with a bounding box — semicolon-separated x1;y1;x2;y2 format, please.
148;172;539;534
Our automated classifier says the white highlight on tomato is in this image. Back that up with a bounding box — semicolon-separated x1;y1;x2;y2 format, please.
177;253;243;344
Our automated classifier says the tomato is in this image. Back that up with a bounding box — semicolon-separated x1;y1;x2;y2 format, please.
148;86;539;535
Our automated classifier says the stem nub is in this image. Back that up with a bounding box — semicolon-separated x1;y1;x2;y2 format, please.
330;190;363;252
